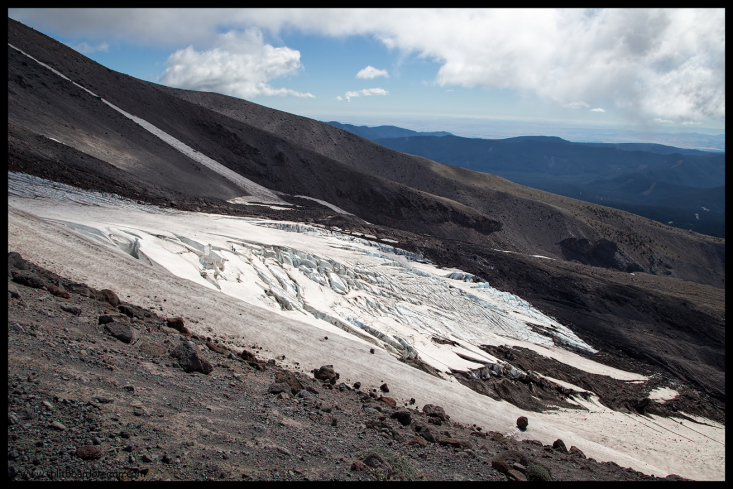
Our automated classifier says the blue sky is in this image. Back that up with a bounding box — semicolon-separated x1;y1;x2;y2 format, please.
8;9;725;140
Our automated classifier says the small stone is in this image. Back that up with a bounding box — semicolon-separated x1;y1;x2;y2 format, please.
517;416;529;430
50;421;67;431
379;383;389;393
353;382;361;390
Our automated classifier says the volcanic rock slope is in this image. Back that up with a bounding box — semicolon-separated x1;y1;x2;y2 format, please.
6;17;725;480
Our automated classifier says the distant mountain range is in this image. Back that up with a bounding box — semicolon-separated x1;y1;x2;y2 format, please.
328;124;725;237
325;121;453;140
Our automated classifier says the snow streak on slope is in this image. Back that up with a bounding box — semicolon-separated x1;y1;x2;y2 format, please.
8;174;608;382
8;42;285;204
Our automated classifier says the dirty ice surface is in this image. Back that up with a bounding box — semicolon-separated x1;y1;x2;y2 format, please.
8;177;725;480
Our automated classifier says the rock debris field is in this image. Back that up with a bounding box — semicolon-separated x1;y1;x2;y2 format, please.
8;252;693;481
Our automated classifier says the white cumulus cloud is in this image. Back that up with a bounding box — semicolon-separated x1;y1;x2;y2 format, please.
590;108;606;112
337;87;389;102
356;65;389;79
563;101;590;109
159;28;314;99
11;8;724;123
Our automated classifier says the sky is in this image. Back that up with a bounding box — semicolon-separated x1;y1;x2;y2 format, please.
8;8;726;141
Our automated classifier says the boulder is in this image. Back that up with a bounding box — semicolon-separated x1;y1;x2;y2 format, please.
11;270;45;289
99;289;120;307
407;435;427;447
8;252;29;270
67;283;95;297
313;365;339;384
379;383;389;392
378;396;397;408
506;469;528;481
362;452;392;479
166;317;190;335
267;382;291;395
422;403;449;421
569;446;586;459
552;438;568;453
274;370;304;395
438;438;472;449
390;410;412;426
517;416;528;430
170;341;213;374
8;283;21;299
104;321;135;344
75;445;103;460
491;460;511;474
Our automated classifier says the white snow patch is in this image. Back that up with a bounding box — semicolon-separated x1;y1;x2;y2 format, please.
648;386;679;402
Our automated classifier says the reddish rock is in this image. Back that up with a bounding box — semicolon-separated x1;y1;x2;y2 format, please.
492;460;511;474
378;396;397;408
99;289;120;307
46;284;70;298
313;365;339;384
166;317;190;335
517;416;528;430
76;445;103;460
379;383;389;392
408;436;428;447
438;438;472;449
351;460;370;472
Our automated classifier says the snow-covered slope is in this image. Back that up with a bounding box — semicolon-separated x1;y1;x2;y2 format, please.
8;173;725;480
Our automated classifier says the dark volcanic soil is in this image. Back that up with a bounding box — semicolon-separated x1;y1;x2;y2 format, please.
8;255;689;481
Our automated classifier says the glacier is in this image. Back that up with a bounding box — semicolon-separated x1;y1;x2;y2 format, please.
9;171;599;380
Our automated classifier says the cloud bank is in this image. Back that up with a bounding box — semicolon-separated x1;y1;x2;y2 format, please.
159;28;314;99
10;8;724;122
356;65;389;79
337;87;389;102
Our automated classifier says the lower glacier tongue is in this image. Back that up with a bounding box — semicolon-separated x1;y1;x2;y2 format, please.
8;173;598;378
